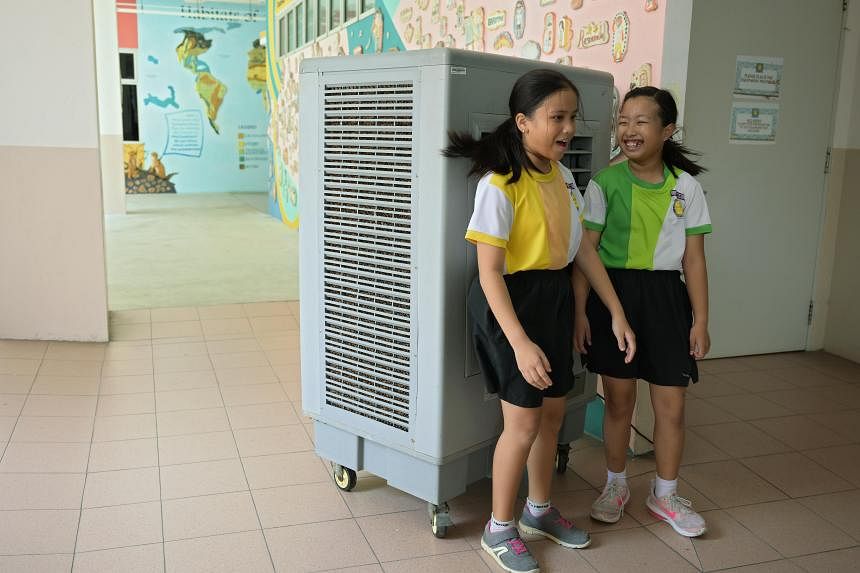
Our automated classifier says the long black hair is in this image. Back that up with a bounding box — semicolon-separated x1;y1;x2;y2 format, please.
623;86;706;176
442;69;580;184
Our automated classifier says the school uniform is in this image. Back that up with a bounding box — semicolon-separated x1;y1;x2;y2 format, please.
582;161;712;386
466;162;585;408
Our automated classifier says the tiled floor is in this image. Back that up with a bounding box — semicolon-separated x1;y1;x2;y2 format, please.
1;302;859;572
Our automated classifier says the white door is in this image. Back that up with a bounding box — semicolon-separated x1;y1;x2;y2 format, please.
683;0;843;357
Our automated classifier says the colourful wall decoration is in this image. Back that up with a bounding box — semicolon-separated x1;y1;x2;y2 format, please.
265;0;666;224
125;0;268;194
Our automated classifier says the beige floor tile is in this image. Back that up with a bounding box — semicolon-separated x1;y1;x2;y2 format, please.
705;394;794;421
697;357;750;375
23;395;97;417
151;335;205;345
584;527;699;572
158;430;238;466
44;342;106;362
101;359;153;378
0;442;90;473
156;407;230;437
40;360;102;378
356;508;472;562
341;476;426;517
0;509;79;554
706;560;805;572
256;333;300;351
769;366;848;388
76;501;162;552
0;374;35;394
163;491;259;541
825;385;860;410
680;429;732;466
155;387;222;412
109;309;151;325
804;444;860;486
250;315;299;335
83;467;159;510
643;522;702;569
153;354;212;374
757;388;846;414
689;422;791;458
109;323;152;342
0;357;41;376
97;393;155;417
751;415;852;450
221;383;287;406
0;473;84;510
680;460;786;508
207;338;262;355
215;365;279;387
234;424;313;457
282;381;302;402
741;452;854;498
243;451;330;490
11;416;93;442
287;301;300;315
791;546;860;572
727;499;855;558
388;552;491;573
88;438;158;472
201;318;254;339
99;374;154;396
152;321;203;340
152;341;208;359
275;365;301;385
104;343;152;362
228;401;299;429
735;353;803;371
165;530;272;573
264;348;300;366
73;543;164;573
716;370;799;393
212;351;270;370
253;481;351;528
197;303;247;320
684;398;739;426
93;413;156;442
30;377;100;396
160;458;248;499
151;306;199;323
0;340;48;359
154;370;217;392
0;554;74;572
0;393;27;416
809;409;860;442
797;489;860;541
0;416;15;441
244;301;293;317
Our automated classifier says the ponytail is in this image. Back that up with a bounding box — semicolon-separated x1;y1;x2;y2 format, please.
623;86;707;177
442;118;533;183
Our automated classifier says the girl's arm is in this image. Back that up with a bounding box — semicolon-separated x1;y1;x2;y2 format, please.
573;237;636;363
476;242;553;389
571;230;601;353
682;234;710;358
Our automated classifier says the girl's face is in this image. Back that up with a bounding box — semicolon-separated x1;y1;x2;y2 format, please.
617;96;675;164
516;88;578;172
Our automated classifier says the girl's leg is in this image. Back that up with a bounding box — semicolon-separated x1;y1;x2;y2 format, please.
648;384;686;480
492;400;542;522
525;396;565;503
602;376;637;472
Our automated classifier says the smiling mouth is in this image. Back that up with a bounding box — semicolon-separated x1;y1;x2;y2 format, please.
555;138;569;149
622;138;643;151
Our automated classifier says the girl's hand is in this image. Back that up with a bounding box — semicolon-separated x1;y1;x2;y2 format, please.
512;339;553;390
611;314;636;364
574;312;591;354
689;323;710;359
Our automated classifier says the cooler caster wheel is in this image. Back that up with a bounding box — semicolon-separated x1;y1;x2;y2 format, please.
429;502;453;538
555;444;571;474
333;464;357;491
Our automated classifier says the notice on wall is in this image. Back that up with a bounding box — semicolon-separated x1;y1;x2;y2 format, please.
734;55;783;97
730;101;779;143
163;110;205;157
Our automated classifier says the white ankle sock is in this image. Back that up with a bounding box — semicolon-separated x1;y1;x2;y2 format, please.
526;498;551;517
489;514;515;533
654;476;677;498
607;468;628;486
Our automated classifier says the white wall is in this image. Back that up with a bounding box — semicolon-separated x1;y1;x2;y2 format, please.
660;0;694;133
0;0;109;341
832;0;860;149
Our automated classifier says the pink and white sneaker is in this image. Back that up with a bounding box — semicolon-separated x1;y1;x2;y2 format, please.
590;480;630;524
646;482;706;537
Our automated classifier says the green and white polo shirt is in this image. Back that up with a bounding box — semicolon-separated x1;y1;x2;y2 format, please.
583;161;712;271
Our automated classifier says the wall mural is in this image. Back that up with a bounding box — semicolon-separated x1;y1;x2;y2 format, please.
125;0;269;194
266;0;665;224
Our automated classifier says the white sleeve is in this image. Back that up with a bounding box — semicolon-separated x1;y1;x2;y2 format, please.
681;176;712;235
582;179;607;231
465;174;514;248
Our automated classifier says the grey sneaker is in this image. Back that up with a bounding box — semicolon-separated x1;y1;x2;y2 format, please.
590;480;631;523
518;506;591;549
480;524;540;573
